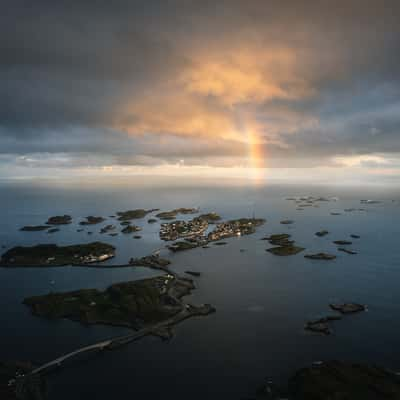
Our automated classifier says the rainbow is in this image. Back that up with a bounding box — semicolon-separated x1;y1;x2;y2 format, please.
247;131;267;182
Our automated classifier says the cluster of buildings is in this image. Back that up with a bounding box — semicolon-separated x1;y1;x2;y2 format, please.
167;218;265;251
206;218;262;241
79;253;114;264
159;217;208;241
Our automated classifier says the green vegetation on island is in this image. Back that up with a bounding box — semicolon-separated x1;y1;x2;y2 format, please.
156;208;198;220
129;255;171;270
116;209;158;221
0;242;115;267
264;233;304;256
197;212;221;223
168;241;199;252
23;274;204;328
264;234;294;246
267;245;304;256
207;218;265;241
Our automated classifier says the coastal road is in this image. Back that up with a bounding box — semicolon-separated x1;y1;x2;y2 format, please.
29;307;195;376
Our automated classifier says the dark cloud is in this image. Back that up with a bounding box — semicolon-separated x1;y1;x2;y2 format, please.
1;0;400;173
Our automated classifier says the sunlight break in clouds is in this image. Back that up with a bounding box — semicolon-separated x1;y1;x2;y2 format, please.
115;43;316;176
1;1;400;181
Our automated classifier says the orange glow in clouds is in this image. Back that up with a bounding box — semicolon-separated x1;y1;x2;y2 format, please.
247;131;267;182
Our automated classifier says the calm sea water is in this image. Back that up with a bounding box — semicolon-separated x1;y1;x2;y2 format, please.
1;177;400;399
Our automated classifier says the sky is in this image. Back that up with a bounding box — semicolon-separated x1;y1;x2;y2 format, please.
1;0;400;183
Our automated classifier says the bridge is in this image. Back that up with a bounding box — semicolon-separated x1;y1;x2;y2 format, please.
28;307;194;376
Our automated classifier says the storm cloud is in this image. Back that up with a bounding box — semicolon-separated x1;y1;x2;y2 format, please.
1;0;400;175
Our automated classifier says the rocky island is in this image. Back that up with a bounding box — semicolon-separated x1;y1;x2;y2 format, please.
330;303;366;314
168;241;200;252
304;315;342;335
121;225;141;234
128;255;171;271
155;207;199;220
257;360;400;399
264;234;304;256
79;216;105;225
334;240;352;245
100;224;116;234
267;245;304;256
0;242;115;267
304;253;336;260
23;274;215;329
197;212;221;223
20;226;49;232
116;209;158;221
46;215;72;225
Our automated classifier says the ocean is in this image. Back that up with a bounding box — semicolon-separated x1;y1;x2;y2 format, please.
1;176;399;399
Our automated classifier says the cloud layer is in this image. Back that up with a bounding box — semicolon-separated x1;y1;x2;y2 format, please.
1;0;400;176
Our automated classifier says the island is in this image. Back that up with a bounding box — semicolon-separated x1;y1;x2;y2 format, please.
100;225;116;234
128;255;171;271
333;240;352;245
23;274;215;329
0;361;46;400
160;217;208;241
267;245;304;256
338;247;357;255
330;303;366;314
79;216;105;225
304;315;341;335
116;209;158;221
257;360;400;399
121;225;141;234
304;253;336;260
264;234;294;246
207;218;265;241
168;241;199;252
264;233;304;256
0;242;115;267
20;226;49;232
160;217;265;252
155;207;199;220
46;215;72;225
197;212;221;223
